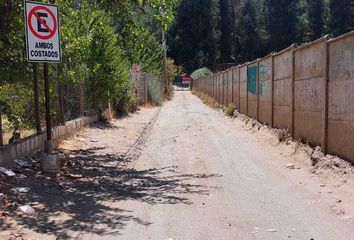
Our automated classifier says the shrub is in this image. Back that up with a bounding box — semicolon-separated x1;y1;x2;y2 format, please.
190;67;213;80
225;103;236;117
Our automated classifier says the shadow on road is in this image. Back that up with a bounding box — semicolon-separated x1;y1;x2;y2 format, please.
0;147;221;238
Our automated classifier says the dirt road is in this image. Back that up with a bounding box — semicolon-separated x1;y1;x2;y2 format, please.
2;91;354;240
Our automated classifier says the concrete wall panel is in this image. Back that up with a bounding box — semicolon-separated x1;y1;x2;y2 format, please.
240;65;248;114
273;50;293;130
328;33;354;163
223;72;228;106
294;41;325;146
219;74;223;104
247;63;258;119
0;114;98;166
195;31;354;164
227;69;233;106
259;56;273;124
233;67;240;108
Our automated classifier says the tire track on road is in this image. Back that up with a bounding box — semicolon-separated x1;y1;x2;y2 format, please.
122;106;163;166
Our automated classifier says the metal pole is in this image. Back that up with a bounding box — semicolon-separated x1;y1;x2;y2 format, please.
33;64;41;134
162;29;168;96
44;63;52;145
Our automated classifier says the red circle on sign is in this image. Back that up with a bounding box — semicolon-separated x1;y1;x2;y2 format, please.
28;6;57;40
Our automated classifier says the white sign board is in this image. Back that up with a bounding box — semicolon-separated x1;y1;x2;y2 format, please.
24;1;61;63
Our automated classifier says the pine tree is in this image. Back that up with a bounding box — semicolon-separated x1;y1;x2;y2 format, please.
264;0;299;51
168;0;221;72
329;0;354;36
234;0;259;62
220;0;234;64
307;0;324;40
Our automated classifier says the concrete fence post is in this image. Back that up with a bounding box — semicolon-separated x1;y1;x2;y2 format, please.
322;35;331;154
256;60;260;121
291;45;296;137
210;76;212;96
231;68;235;105
222;72;225;106
238;67;241;111
271;54;275;128
246;63;249;116
227;71;229;105
212;75;214;99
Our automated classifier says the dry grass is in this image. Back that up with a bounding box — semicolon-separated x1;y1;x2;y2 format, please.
3;129;36;145
193;91;219;109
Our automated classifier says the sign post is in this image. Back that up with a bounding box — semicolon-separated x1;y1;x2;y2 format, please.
25;1;61;154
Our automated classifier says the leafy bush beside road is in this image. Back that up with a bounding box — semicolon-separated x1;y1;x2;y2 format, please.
0;0;178;138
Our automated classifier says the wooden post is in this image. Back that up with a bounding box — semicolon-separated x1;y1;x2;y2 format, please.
322;35;331;154
271;54;275;128
33;64;41;134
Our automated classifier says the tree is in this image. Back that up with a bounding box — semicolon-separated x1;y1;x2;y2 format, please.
168;0;221;72
234;0;259;61
220;0;234;63
329;0;354;36
264;0;299;51
0;0;177;131
307;0;324;40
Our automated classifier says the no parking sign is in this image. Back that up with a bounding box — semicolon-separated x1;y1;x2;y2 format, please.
25;1;61;63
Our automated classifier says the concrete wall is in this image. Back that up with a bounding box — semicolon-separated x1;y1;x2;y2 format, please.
259;56;273;125
223;72;228;106
233;67;240;107
273;48;294;131
247;62;258;119
240;65;248;114
221;73;224;105
192;31;354;164
216;74;221;103
227;69;233;106
328;33;354;163
294;40;326;146
0;114;98;167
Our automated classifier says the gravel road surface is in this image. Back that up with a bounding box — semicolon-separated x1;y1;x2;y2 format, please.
2;91;354;240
